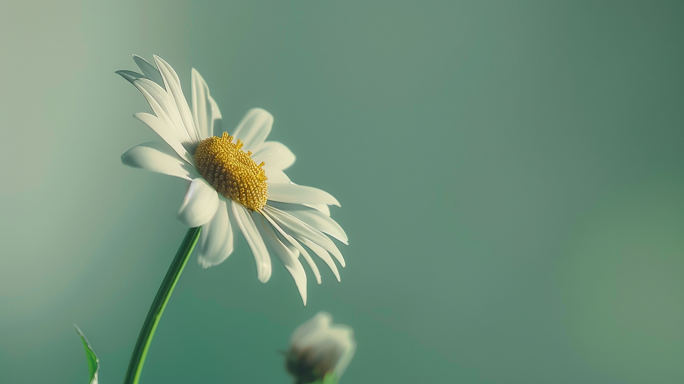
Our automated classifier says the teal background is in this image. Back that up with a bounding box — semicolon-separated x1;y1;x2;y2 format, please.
1;1;684;383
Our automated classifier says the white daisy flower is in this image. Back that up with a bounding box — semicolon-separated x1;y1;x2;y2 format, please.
117;55;347;305
285;312;356;384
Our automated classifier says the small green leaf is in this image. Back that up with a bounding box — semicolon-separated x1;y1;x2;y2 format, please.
74;325;99;384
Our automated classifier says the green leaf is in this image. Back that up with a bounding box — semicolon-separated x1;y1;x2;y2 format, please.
74;325;99;384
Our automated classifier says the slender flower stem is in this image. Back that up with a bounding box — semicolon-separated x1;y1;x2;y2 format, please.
123;227;201;384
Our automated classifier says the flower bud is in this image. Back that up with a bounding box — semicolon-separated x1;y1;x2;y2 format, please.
285;312;356;384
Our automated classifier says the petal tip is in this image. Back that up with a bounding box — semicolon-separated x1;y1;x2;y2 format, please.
115;70;137;83
152;54;171;69
292;279;308;304
258;273;271;284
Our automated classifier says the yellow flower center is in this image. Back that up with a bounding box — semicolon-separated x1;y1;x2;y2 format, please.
194;133;268;211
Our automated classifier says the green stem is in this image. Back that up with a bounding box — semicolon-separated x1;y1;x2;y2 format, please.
123;227;201;384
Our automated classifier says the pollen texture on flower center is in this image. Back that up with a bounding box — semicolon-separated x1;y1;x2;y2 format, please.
194;133;268;211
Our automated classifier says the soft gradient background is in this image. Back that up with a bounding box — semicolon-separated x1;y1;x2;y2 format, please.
1;1;684;383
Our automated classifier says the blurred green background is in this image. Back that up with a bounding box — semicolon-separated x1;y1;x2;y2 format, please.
1;1;683;383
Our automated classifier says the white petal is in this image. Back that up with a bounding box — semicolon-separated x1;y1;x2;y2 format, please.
209;95;223;137
197;199;235;268
232;202;272;283
334;338;357;378
252;141;296;171
299;243;322;284
268;183;340;206
121;141;198;180
268;202;348;244
260;210;322;284
120;55;200;151
130;78;175;125
300;237;340;282
191;68;216;140
153;55;200;143
134;113;193;164
306;327;354;373
231;108;273;152
256;217;308;305
300;329;342;358
263;205;345;267
305;203;331;216
116;70;145;83
291;312;332;345
265;168;290;184
132;79;193;147
132;54;164;86
263;205;328;246
178;178;219;227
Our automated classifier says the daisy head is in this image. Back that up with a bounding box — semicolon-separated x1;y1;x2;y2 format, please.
117;55;347;305
285;312;356;384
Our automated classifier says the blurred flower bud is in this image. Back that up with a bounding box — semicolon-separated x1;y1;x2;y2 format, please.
285;312;356;384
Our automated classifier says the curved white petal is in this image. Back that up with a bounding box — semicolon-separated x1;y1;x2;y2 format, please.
121;141;198;180
268;183;340;207
334;337;357;378
134;112;193;164
132;54;164;86
178;178;220;227
268;202;348;244
262;206;330;247
232;108;273;152
265;168;290;184
290;312;332;344
116;69;145;83
132;79;193;148
197;199;235;268
209;95;223;137
153;55;200;143
260;210;322;284
252;141;296;171
130;78;177;129
256;218;308;305
309;327;355;377
300;237;340;282
305;203;330;216
232;202;272;283
263;205;345;268
263;206;328;284
191;68;220;141
298;243;322;284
